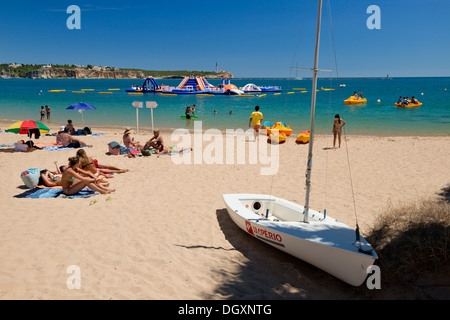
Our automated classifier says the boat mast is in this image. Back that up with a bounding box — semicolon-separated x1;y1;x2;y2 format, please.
304;0;323;223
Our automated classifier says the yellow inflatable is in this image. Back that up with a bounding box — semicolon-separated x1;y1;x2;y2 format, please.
395;101;422;108
268;132;286;144
344;96;367;105
296;131;310;144
265;122;293;136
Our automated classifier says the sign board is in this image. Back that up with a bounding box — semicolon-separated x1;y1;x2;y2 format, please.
146;101;158;109
132;101;143;109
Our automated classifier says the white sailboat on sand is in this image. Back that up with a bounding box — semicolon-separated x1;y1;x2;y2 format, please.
223;0;377;287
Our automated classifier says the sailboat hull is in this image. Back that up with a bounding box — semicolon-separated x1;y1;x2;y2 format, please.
223;194;378;286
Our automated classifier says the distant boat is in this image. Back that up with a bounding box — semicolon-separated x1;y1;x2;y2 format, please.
339;84;346;88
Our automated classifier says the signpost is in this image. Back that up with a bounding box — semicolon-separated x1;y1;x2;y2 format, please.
132;101;143;132
146;101;158;132
132;101;158;132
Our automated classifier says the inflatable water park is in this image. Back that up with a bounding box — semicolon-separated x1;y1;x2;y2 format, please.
126;76;282;95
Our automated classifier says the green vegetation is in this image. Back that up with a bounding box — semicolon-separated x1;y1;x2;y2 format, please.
366;197;449;285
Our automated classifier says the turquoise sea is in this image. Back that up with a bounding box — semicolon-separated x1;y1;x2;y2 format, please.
0;77;449;135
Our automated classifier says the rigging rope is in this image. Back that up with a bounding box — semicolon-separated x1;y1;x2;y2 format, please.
268;0;312;200
326;0;361;231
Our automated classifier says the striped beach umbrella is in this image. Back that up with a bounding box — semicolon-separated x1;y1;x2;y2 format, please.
6;120;50;134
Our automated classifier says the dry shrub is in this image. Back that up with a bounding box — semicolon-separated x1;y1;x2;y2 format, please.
366;198;449;283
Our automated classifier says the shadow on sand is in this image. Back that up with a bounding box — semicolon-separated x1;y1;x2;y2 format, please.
209;208;359;299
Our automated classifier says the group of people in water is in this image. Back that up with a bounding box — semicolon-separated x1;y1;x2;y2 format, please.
184;105;196;119
397;96;419;105
40;106;51;121
38;149;129;195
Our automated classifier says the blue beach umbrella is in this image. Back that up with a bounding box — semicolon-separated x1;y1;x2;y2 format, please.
66;102;96;123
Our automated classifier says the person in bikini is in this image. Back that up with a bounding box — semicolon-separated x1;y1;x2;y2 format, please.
123;128;144;149
332;114;346;149
38;170;62;187
76;149;128;178
155;144;192;155
61;157;115;195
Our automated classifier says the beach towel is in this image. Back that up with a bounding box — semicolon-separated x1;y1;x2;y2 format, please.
14;187;99;199
42;145;90;151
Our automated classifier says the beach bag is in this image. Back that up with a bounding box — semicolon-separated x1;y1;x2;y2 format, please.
20;168;40;188
82;127;91;135
108;141;121;155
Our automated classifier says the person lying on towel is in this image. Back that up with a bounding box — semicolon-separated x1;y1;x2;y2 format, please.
58;127;92;148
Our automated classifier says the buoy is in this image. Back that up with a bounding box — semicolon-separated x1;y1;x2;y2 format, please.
108;89;120;91
301;91;308;93
377;99;381;103
287;92;295;94
258;94;267;97
72;91;85;93
274;93;282;96
196;94;214;97
81;89;95;91
99;92;113;94
160;93;177;96
236;95;255;97
421;93;424;95
129;92;144;95
293;88;306;90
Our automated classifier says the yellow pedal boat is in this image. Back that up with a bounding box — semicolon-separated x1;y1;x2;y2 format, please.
265;122;293;136
268;132;287;144
395;102;422;108
344;96;367;105
296;131;310;144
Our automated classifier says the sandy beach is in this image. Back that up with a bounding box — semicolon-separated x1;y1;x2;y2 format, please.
0;120;449;300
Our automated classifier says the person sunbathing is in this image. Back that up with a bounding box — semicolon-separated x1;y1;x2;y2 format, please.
61;157;114;195
59;127;92;148
76;149;128;178
38;169;62;187
156;144;192;155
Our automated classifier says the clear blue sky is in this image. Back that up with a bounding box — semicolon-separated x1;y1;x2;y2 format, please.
0;0;449;78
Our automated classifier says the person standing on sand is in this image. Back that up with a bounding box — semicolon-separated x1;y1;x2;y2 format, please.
332;114;346;149
249;106;263;141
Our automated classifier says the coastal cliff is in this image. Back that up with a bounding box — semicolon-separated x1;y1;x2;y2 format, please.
21;68;234;80
24;68;146;79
